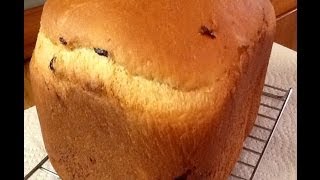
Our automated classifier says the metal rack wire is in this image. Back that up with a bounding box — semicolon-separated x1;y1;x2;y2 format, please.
24;84;292;180
230;84;292;180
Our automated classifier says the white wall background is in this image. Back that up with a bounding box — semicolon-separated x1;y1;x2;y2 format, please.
24;0;45;10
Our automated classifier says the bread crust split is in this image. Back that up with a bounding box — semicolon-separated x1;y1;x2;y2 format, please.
30;0;275;179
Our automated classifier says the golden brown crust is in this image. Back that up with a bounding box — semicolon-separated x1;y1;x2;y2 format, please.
24;61;34;109
40;0;275;90
30;0;276;179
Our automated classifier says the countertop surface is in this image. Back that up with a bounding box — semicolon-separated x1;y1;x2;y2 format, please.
24;43;297;179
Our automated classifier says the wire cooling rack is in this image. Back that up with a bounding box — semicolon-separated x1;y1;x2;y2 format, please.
24;84;292;180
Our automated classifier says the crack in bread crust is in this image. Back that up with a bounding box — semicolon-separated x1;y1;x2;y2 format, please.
40;31;220;93
33;31;236;121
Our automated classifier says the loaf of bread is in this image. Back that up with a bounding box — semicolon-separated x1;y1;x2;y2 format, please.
30;0;275;179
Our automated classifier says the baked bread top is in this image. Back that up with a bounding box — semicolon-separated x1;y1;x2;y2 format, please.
40;0;276;91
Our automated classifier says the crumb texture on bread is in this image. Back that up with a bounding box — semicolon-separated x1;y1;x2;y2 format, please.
30;0;275;179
